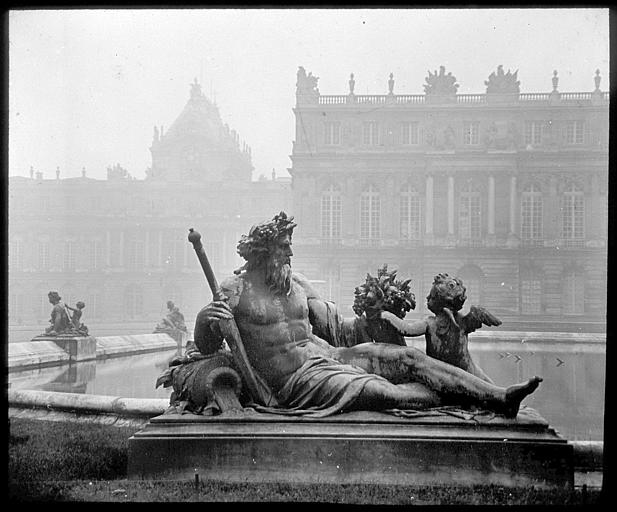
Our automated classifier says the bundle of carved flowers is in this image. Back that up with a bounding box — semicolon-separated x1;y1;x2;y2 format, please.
353;264;416;319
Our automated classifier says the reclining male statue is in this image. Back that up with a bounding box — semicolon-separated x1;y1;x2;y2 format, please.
159;212;541;418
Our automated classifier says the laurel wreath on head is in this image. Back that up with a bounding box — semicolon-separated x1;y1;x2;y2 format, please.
236;211;297;260
352;264;416;319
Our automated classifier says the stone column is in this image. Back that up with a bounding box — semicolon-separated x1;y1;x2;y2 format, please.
487;174;496;246
447;174;455;236
106;231;111;267
145;230;150;268
118;231;124;269
158;231;163;268
425;174;434;244
506;174;519;247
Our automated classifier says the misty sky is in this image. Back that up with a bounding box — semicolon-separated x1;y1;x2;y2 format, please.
8;8;609;181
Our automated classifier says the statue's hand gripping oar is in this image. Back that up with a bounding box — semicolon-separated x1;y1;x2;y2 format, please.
188;228;278;407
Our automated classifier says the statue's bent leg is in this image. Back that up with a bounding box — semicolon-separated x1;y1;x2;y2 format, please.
333;343;541;417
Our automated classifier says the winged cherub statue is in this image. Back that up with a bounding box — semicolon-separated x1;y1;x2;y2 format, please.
379;273;499;383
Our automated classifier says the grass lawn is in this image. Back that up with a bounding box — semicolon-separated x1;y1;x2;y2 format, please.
8;417;604;504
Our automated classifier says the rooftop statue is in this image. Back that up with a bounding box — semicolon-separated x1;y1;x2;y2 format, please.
424;66;459;95
43;291;88;336
158;213;542;418
485;65;520;94
296;66;320;97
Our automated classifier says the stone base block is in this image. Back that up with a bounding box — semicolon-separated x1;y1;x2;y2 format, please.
128;407;573;489
31;335;97;362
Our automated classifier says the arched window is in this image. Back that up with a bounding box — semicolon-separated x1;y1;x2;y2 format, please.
521;183;543;244
321;185;342;239
124;284;143;320
562;182;585;242
520;266;542;315
360;185;380;240
400;184;422;240
562;269;585;315
457;264;483;307
459;183;481;240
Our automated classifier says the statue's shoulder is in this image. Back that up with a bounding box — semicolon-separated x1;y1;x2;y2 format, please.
292;272;321;300
220;274;245;309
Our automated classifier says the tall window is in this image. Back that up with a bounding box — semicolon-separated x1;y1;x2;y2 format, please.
126;238;145;269
401;122;419;145
360;185;380;240
400;184;422;240
38;242;50;269
524;121;545;146
463;121;480;145
321;185;342;239
124;284;143;320
363;122;379;146
521;184;543;243
521;278;542;314
562;183;585;241
459;184;481;240
63;241;75;270
9;239;22;269
85;292;99;319
89;239;101;270
565;121;584;145
562;270;585;315
324;121;341;145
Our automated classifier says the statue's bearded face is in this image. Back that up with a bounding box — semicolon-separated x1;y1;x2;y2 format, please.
265;234;293;296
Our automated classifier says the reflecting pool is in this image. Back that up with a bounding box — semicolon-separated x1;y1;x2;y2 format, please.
9;342;604;441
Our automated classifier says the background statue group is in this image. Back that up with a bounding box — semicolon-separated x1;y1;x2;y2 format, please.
43;291;88;336
155;300;188;333
158;212;542;419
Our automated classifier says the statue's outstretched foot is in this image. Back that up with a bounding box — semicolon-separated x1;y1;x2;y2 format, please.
502;376;543;418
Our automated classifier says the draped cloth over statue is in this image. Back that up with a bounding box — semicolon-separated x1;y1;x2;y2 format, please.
253;355;391;418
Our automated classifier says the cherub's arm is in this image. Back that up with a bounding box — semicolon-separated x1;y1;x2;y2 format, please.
380;311;429;337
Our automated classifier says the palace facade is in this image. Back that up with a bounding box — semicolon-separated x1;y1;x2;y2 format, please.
8;67;609;337
289;66;608;332
8;79;291;338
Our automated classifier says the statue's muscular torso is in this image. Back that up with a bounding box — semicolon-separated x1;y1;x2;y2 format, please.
223;271;334;391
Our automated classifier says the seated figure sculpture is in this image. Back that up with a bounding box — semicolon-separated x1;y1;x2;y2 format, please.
379;273;499;384
161;212;542;418
155;300;188;333
44;291;72;335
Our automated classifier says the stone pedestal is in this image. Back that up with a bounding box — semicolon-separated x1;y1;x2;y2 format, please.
31;335;97;362
128;407;573;489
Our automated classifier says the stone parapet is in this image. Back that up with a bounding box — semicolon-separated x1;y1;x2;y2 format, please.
95;333;177;358
8;340;70;370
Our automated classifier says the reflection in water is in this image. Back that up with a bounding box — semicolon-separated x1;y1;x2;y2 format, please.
9;344;605;441
9;350;177;400
472;345;605;442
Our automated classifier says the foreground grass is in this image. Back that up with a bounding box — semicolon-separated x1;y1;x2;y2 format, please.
9;417;603;504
